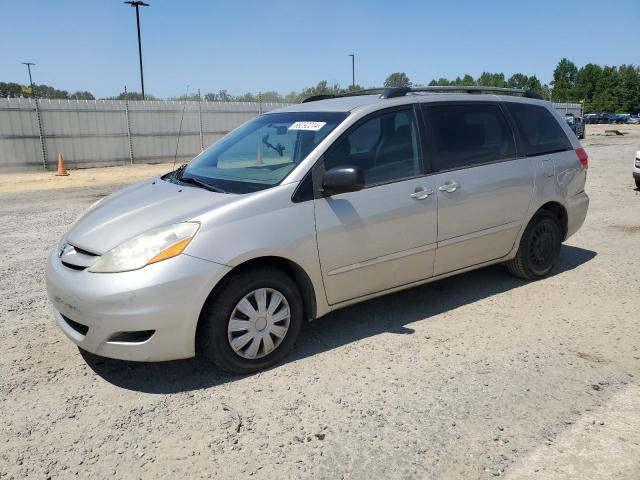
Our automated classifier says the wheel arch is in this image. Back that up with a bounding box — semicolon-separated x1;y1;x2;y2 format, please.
198;255;318;327
537;200;568;240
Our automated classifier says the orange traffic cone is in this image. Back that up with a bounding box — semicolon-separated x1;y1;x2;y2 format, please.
55;153;69;176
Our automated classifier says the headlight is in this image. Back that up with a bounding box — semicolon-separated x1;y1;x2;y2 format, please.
88;222;200;273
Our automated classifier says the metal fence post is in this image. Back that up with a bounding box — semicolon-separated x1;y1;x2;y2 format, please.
124;86;134;164
198;88;204;151
34;97;48;169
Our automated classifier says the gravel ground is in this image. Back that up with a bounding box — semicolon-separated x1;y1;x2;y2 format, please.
1;125;639;479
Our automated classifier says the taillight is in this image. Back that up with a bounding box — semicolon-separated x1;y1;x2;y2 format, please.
575;147;588;169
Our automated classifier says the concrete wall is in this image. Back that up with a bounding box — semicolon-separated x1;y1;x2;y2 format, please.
0;98;285;171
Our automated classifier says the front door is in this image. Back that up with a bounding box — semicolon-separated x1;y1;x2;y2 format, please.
314;106;438;305
421;102;534;275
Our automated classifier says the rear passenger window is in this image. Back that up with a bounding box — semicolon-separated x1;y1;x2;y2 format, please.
323;108;422;186
422;103;515;172
505;103;573;157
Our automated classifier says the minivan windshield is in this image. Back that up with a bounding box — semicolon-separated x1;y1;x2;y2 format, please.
180;111;348;193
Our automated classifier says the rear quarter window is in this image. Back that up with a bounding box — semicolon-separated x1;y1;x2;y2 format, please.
421;103;516;172
506;103;573;157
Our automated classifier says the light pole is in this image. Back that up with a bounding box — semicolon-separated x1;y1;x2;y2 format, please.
125;1;149;100
21;62;35;96
348;54;355;88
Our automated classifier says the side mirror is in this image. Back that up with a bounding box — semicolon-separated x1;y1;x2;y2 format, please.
322;166;365;196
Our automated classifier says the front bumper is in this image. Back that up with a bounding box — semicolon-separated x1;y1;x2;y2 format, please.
46;250;231;361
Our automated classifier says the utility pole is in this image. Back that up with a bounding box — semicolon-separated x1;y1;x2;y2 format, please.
348;54;355;88
125;1;149;100
21;62;36;95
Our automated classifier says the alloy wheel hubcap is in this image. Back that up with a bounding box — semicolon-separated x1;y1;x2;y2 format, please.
227;288;290;360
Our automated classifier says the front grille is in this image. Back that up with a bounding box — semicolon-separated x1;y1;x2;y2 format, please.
59;243;98;271
61;314;89;336
61;261;86;271
107;330;155;343
635;158;640;168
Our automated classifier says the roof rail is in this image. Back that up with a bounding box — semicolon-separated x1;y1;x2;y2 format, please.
301;94;336;103
301;85;544;103
410;85;544;99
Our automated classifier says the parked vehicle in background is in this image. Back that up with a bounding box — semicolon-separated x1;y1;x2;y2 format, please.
609;114;630;124
601;113;616;124
45;86;590;374
627;115;640;125
584;113;604;124
634;150;640;189
565;115;585;139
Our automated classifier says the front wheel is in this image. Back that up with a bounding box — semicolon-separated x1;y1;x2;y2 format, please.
635;178;640;189
506;210;562;280
197;267;303;374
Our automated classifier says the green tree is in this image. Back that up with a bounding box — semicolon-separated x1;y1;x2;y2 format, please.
574;63;603;106
69;91;95;100
168;93;201;101
33;84;69;99
106;91;158;100
428;78;451;86
0;82;24;97
551;58;578;101
524;75;549;99
507;73;529;89
384;72;412;88
616;65;640;112
459;74;475;86
476;72;507;87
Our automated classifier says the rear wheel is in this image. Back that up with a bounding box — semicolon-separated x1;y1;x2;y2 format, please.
635;178;640;189
197;267;303;374
506;210;562;280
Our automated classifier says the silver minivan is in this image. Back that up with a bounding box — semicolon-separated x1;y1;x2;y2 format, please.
46;86;590;373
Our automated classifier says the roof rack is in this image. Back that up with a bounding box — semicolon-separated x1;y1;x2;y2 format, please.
301;86;544;103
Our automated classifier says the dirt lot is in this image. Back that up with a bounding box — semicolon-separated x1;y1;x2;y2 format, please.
1;124;639;479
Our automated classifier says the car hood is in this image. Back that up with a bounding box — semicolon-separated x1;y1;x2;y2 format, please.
66;177;237;254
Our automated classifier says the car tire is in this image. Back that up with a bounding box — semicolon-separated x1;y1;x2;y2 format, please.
506;210;562;280
197;267;303;374
635;178;640;189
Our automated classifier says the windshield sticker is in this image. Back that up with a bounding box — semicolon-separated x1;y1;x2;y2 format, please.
288;121;326;131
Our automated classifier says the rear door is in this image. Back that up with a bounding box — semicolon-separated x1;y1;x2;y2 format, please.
313;106;439;304
421;102;535;275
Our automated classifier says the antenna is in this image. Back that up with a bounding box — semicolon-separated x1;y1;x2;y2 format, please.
173;85;189;169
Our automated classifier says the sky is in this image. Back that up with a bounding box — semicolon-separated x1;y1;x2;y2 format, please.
2;0;639;99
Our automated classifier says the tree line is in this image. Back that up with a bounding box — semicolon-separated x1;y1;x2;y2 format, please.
2;59;639;112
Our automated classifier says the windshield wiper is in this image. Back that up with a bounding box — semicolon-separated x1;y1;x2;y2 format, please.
179;175;227;193
173;163;188;180
172;163;226;193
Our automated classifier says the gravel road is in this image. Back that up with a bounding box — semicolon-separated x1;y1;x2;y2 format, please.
1;126;639;479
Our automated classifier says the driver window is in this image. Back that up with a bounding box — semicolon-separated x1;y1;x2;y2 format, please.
323;108;422;186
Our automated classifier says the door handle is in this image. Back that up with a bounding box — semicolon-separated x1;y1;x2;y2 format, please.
410;187;433;200
438;181;459;193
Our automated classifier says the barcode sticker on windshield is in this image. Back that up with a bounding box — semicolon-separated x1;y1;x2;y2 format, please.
288;121;326;131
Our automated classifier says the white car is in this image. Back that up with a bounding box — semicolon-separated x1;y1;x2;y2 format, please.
635;150;640;188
